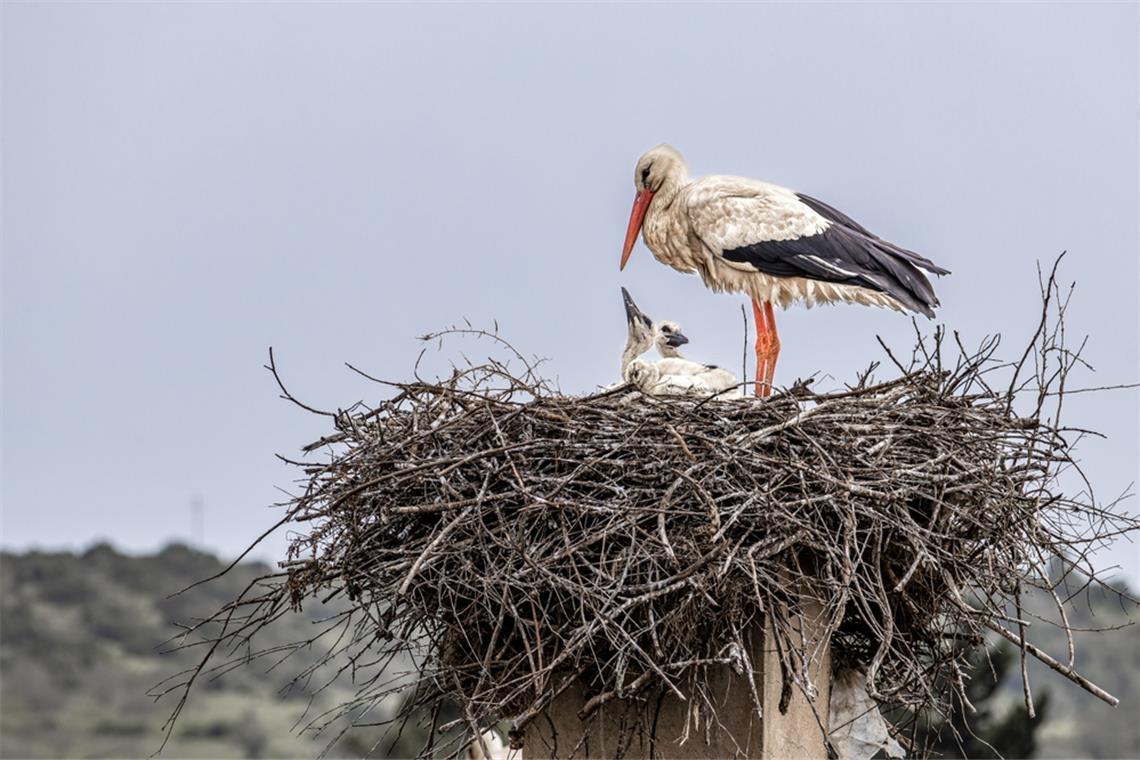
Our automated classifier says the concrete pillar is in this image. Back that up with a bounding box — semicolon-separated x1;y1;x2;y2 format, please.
522;600;831;759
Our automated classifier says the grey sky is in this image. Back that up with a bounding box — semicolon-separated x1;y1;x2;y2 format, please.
3;3;1137;583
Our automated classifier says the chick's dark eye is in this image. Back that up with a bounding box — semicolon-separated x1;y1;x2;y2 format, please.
661;326;672;333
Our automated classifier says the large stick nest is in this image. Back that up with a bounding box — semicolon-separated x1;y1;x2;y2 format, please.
159;263;1137;758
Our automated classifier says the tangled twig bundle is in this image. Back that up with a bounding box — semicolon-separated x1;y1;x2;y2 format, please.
158;261;1137;757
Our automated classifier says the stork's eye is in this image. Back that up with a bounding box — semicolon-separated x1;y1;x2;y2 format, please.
660;325;672;333
640;166;652;187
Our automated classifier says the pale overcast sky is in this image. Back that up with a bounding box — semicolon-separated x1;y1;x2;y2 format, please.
3;3;1137;582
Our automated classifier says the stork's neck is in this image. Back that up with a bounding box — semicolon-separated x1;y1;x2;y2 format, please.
621;333;652;375
641;169;695;273
658;343;685;359
652;169;687;210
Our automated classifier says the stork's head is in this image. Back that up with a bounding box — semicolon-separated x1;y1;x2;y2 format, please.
621;144;689;270
655;320;689;357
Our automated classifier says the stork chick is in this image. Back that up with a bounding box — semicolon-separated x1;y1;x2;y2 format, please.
620;287;656;379
620;288;741;397
653;319;740;391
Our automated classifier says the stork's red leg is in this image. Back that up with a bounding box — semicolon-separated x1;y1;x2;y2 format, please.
763;302;780;395
752;299;770;398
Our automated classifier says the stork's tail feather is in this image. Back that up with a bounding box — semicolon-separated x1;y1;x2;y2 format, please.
866;240;942;318
816;224;945;318
877;238;951;277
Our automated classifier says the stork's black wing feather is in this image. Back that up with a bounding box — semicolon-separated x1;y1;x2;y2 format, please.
796;193;951;276
795;193;877;238
722;224;942;318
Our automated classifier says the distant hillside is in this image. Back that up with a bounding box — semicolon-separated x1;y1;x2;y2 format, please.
907;570;1140;759
0;544;421;759
1010;572;1140;758
0;545;1135;759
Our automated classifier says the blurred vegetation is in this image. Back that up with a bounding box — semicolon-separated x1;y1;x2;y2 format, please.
0;545;1135;759
1016;572;1140;758
0;543;425;759
906;644;1050;758
895;570;1139;759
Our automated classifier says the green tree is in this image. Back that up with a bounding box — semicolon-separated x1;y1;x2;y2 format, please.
914;644;1049;759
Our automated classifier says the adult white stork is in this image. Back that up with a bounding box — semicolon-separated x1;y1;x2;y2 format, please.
619;145;949;398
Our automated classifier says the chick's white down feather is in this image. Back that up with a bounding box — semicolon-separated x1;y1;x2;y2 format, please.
653;320;739;390
619;307;741;398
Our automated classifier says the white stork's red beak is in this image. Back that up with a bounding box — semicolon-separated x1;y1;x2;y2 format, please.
620;189;654;270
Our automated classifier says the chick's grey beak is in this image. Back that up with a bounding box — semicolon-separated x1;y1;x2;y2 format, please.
665;332;690;348
621;287;651;329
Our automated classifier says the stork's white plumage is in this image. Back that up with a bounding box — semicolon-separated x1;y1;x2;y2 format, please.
620;145;949;397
